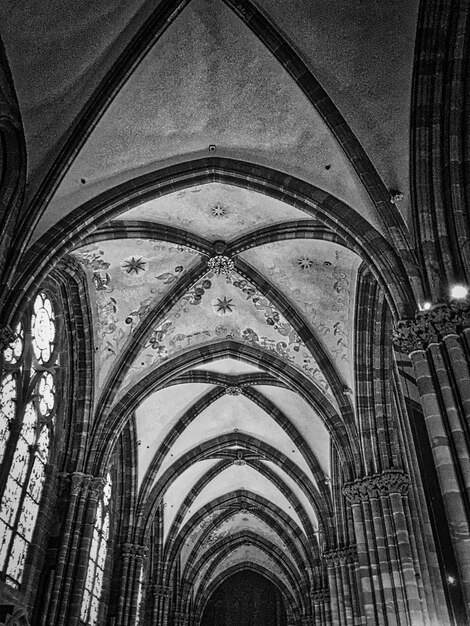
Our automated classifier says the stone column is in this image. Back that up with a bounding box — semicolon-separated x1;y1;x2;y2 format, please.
343;469;423;625
394;301;470;618
310;589;331;625
173;610;189;626
324;547;360;625
147;583;172;625
44;473;106;626
116;543;148;626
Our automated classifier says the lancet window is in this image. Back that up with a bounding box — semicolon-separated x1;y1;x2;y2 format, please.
80;473;112;625
0;292;58;588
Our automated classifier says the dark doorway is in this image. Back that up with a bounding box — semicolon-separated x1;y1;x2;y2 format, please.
200;570;287;626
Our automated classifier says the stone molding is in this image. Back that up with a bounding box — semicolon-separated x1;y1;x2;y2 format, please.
148;583;172;599
121;543;148;560
393;300;470;353
0;325;16;351
323;545;358;565
173;611;189;626
60;472;106;498
343;469;410;504
309;588;329;603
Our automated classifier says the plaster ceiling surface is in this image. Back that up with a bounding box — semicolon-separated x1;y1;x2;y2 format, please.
0;0;152;187
71;239;201;389
192;359;263;375
113;184;313;241
181;512;291;570
240;240;361;388
199;545;290;595
36;0;381;241
119;271;334;402
256;386;330;477
154;394;315;483
263;461;319;532
162;459;219;540
257;0;420;223
135;383;213;487
179;465;305;533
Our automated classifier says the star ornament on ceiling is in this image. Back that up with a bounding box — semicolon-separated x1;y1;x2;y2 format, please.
122;256;147;275
215;296;235;314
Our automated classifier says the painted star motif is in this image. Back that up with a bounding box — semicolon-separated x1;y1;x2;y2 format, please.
297;256;313;270
122;256;147;275
215;296;234;314
211;204;227;218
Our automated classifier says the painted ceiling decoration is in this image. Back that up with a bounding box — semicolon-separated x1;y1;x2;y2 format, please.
6;0;462;622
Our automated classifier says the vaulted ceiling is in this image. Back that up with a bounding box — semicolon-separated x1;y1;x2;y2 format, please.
0;0;420;609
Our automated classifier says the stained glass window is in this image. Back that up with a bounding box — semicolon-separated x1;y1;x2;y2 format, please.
80;473;112;625
0;293;58;588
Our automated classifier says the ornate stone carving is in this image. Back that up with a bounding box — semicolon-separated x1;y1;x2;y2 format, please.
323;545;358;565
309;588;329;603
343;469;410;504
0;325;16;351
121;543;148;560
393;300;470;353
148;583;172;599
225;386;242;395
173;611;189;626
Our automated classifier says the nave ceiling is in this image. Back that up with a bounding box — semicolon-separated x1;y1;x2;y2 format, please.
0;0;422;611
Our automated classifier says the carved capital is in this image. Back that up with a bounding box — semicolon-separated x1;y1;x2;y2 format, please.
393;300;470;353
309;588;329;603
173;612;189;626
343;469;410;504
148;583;172;599
0;325;16;351
121;543;148;560
323;545;358;565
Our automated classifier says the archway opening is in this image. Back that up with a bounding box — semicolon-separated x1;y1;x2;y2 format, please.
200;570;287;626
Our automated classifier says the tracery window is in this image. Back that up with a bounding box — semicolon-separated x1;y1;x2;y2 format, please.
80;473;112;625
0;292;58;588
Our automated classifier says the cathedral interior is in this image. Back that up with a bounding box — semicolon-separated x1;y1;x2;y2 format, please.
1;1;470;625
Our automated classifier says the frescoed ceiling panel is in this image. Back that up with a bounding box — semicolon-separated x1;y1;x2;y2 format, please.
114;183;313;241
240;240;361;388
71;239;201;389
119;271;333;400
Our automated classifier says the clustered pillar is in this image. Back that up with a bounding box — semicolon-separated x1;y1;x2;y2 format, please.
394;300;470;619
115;543;148;626
324;546;360;625
343;469;423;625
44;473;105;626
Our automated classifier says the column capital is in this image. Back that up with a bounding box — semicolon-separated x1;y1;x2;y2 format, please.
174;611;189;626
343;469;410;504
59;472;106;498
309;588;329;603
323;545;358;565
121;543;148;560
393;300;470;353
147;583;172;599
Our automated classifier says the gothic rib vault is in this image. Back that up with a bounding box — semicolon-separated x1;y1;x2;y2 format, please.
1;0;470;625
